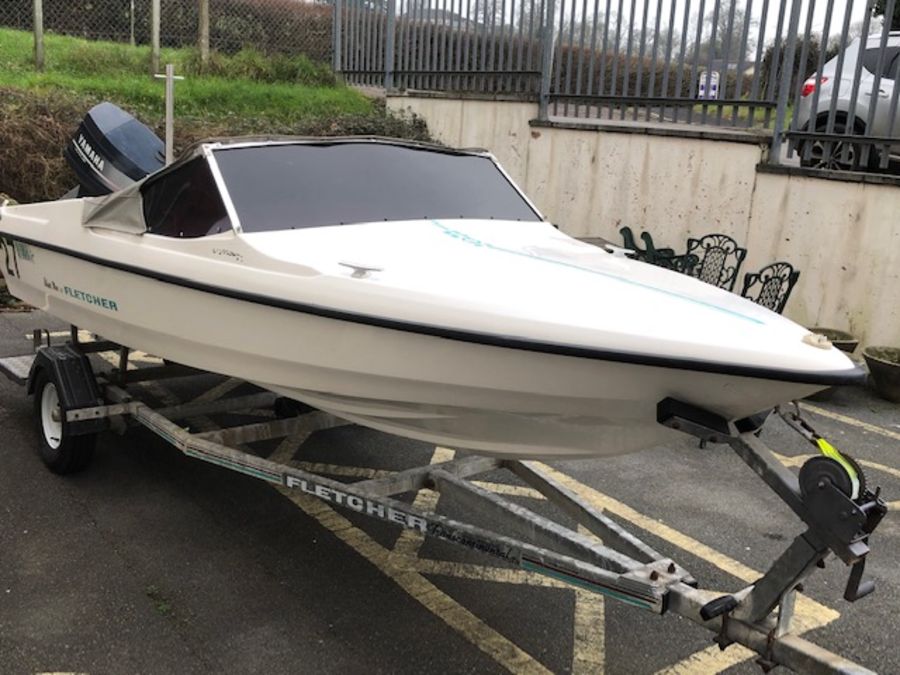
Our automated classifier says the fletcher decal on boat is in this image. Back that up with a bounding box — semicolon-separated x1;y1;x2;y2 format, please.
284;475;428;532
61;284;119;311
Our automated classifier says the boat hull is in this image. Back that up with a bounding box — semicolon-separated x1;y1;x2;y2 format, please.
2;245;821;458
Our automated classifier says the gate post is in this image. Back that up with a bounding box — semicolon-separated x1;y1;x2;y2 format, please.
538;0;556;120
769;0;803;164
33;0;44;71
333;0;343;74
385;0;396;90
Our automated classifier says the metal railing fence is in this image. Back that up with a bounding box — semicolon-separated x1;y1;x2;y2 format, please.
334;0;548;94
784;0;900;173
4;1;900;176
334;0;900;174
337;0;798;126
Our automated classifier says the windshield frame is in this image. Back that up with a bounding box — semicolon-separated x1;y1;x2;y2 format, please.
203;138;545;234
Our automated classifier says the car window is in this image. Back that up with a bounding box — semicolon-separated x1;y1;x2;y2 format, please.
142;158;232;238
862;47;900;79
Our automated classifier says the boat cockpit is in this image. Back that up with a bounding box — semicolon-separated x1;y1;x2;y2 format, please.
67;102;544;239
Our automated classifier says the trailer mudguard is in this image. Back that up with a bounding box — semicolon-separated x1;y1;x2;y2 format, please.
27;345;106;436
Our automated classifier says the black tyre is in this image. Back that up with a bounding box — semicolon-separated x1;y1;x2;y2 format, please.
800;117;876;171
32;370;97;474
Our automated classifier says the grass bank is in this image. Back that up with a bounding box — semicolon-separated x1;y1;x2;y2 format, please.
0;27;371;122
0;29;430;204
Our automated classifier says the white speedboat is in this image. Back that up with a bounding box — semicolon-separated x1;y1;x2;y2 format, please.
0;105;862;458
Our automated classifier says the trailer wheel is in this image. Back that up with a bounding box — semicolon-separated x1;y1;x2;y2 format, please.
33;370;96;474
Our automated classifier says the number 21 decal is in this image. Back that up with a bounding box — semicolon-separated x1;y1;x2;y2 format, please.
1;237;20;278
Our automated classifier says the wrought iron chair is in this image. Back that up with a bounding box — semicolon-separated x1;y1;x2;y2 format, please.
619;227;675;265
683;233;747;291
740;262;801;314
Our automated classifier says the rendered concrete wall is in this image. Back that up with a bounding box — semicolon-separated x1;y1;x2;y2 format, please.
389;95;900;345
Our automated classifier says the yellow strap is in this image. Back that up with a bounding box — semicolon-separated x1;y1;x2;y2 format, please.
816;438;860;500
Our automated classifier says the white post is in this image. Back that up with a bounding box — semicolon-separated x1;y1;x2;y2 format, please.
154;65;185;166
33;0;44;71
199;0;210;68
151;0;161;76
164;64;175;165
130;0;136;46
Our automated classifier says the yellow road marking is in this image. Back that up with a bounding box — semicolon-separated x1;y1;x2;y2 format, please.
533;462;838;606
573;588;605;674
41;330;87;339
40;329;160;360
655;644;756;674
801;402;900;443
189;377;242;404
572;525;605;674
858;458;900;481
541;463;841;674
533;462;759;583
290;462;546;500
415;559;568;587
393;446;456;559
151;387;550;672
124;380;847;674
773;451;900;483
269;430;308;466
129;352;164;364
96;350;137;371
293;461;390;479
280;489;552;674
773;452;810;468
244;408;276;418
472;481;545;500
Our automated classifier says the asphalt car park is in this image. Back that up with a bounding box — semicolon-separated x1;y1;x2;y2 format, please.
2;309;899;674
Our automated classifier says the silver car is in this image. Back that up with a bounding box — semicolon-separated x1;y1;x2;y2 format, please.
794;33;900;170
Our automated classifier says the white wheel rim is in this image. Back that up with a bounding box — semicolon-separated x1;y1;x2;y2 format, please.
41;383;63;450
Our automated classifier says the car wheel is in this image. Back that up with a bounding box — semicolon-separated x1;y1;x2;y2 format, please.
800;119;874;171
33;370;97;474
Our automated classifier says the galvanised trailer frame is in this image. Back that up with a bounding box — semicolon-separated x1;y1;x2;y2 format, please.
0;328;888;674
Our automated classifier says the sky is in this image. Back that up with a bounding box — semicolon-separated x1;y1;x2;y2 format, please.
733;0;869;38
542;0;875;42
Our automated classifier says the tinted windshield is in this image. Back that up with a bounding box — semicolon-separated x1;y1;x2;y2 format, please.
213;143;541;232
142;158;232;238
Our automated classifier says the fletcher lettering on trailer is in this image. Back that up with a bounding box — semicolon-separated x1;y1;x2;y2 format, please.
284;475;427;533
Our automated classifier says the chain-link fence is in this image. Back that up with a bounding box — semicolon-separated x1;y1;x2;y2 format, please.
0;1;334;62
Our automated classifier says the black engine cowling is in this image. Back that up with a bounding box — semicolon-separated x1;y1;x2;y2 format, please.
64;102;165;197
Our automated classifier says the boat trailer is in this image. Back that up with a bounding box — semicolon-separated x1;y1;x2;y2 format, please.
0;329;888;674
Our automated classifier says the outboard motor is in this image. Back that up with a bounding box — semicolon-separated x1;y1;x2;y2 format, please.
64;102;165;197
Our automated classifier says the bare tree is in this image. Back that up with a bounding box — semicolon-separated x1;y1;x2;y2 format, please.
691;1;757;65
